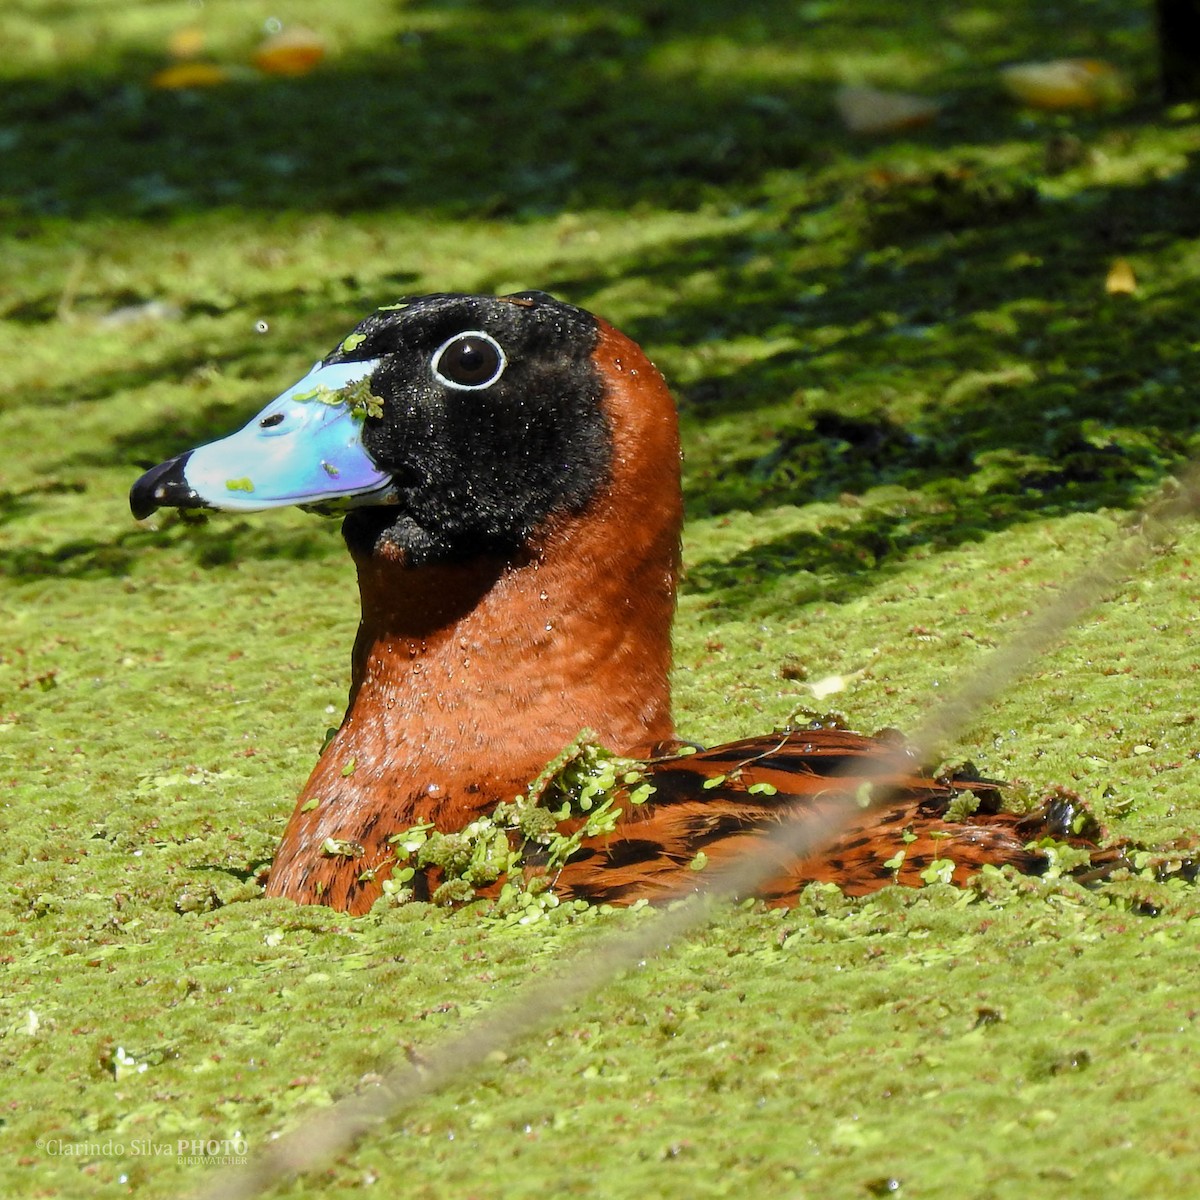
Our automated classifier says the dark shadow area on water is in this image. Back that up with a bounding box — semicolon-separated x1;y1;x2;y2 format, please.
4;0;1197;600
0;0;1154;222
0;516;345;582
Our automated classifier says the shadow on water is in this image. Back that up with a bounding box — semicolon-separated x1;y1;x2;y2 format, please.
0;0;1156;222
4;0;1197;595
0;515;345;582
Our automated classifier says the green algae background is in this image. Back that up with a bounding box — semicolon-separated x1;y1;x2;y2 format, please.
2;0;1200;1196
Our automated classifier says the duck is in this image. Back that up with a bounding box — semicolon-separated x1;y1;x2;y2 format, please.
130;291;1103;915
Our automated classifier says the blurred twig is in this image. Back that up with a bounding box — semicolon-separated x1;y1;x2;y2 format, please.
56;252;88;324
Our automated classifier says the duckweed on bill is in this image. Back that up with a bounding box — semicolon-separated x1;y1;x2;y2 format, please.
293;376;384;421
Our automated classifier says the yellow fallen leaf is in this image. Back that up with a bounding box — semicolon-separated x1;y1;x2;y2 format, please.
167;26;206;59
1105;258;1137;295
150;62;229;90
805;665;872;700
254;27;326;77
835;85;940;135
1000;59;1129;110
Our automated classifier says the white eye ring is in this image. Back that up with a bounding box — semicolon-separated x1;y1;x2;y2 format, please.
431;330;507;391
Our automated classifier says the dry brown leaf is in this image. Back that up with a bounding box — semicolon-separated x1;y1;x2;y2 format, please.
254;27;326;77
1000;59;1129;109
1105;258;1138;296
150;62;229;90
835;85;940;135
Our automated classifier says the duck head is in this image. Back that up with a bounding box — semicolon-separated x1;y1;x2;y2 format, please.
131;291;683;910
133;292;619;561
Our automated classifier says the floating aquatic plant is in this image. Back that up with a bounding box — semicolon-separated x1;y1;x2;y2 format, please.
293;377;384;421
382;732;652;908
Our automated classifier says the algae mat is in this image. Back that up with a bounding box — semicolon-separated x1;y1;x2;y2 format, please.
1;1;1199;1196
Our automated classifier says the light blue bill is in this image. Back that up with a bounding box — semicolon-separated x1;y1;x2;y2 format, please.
182;358;398;512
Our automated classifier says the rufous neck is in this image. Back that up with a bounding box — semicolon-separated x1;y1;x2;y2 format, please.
337;315;682;797
345;498;676;769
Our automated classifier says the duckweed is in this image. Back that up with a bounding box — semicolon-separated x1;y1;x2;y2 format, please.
386;734;648;905
2;1;1199;1197
293;376;384;421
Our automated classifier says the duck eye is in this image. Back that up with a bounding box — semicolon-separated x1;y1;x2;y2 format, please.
431;331;506;390
259;412;285;428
